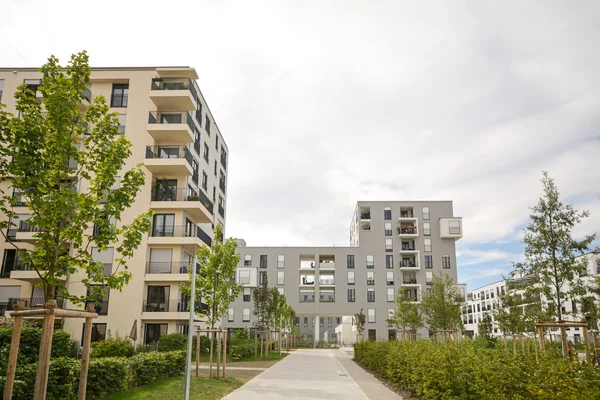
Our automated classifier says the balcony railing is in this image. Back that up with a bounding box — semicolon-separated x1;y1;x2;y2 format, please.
398;226;417;234
17;221;40;233
145;145;192;165
218;204;225;218
142;299;199;313
299;293;315;303
85;300;109;315
194;140;201;155
196;227;213;247
151;78;199;100
148;111;195;131
319;278;335;285
400;211;413;218
319;294;335;302
150;225;195;238
360;213;371;219
403;279;417;284
400;260;418;268
151;186;214;214
146;261;193;274
8;298;64;309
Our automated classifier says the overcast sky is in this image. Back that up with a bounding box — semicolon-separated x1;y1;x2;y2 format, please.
1;0;598;291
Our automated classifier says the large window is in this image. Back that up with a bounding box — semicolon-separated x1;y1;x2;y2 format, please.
386;271;394;285
347;288;355;302
203;143;209;162
152;214;175;237
347;255;355;268
277;270;285;285
384;207;391;220
1;249;17;278
387;288;395;302
449;221;461;235
304;317;308;327
239;270;250;284
386;255;394;269
145;286;169;312
384;222;392;236
83;323;107;344
442;255;451;269
228;308;234;322
260;255;267;268
347;271;355;285
423;222;431;236
424;238;432;252
426;271;433;284
367;288;375;302
320;290;334;302
277;255;285;268
425;255;433;269
367;309;375;323
86;285;110;315
422;206;430;220
110;84;128;107
242;308;250;322
366;255;374;269
144;323;167;344
385;239;393;252
300;290;315;303
367;271;374;285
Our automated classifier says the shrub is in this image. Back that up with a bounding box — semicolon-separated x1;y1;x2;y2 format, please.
128;350;186;387
87;357;128;398
91;337;134;358
354;339;600;400
157;333;187;352
0;326;75;369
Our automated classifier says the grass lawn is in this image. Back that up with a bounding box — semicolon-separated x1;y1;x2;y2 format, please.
101;353;288;400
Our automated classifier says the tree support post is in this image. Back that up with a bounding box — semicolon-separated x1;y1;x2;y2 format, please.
538;326;545;355
195;329;200;377
560;326;569;359
216;330;221;379
77;304;96;400
33;300;57;400
582;326;591;363
3;302;25;400
222;329;227;379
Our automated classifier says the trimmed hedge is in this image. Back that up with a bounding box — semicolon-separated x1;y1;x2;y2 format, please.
354;339;600;400
91;337;134;358
0;350;186;399
0;326;76;367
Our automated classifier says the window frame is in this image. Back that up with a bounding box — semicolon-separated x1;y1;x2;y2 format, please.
422;206;430;220
347;288;355;302
277;270;285;285
242;308;250;322
347;271;355;285
384;207;392;220
424;238;432;252
239;270;251;284
423;222;431;236
387;288;395;302
367;308;375;323
347;255;355;268
110;83;129;107
442;255;451;269
385;254;394;269
366;255;374;269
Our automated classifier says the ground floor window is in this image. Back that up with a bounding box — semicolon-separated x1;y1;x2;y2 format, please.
82;323;107;345
368;329;376;341
145;323;167;344
388;329;396;340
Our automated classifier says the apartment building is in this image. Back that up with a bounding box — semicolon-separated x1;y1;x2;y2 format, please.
0;66;229;345
462;253;600;343
223;201;464;343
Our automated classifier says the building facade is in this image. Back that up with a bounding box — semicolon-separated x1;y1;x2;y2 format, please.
0;66;229;345
462;253;600;343
223;201;463;343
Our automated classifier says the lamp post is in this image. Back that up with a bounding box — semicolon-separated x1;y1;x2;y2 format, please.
184;261;198;400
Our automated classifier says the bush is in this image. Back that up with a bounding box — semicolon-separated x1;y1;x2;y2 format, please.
354;339;600;400
157;333;187;352
128;350;186;387
91;337;134;358
87;357;128;398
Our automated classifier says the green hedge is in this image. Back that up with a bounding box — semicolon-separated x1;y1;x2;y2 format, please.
354;339;600;400
91;337;134;358
0;326;76;368
0;350;186;399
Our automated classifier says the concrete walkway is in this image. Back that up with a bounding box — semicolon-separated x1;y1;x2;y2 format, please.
222;349;401;400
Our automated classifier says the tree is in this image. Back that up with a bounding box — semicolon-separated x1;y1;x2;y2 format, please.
420;274;464;332
354;309;366;341
0;51;152;303
514;172;596;321
181;222;240;376
387;288;423;333
281;302;297;350
478;314;493;341
252;274;270;332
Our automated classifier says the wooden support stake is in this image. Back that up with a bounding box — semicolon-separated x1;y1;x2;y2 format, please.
196;329;200;377
265;331;269;359
222;329;227;379
216;331;221;379
78;307;95;400
4;308;24;400
538;326;545;355
561;326;569;359
520;335;525;354
33;302;57;400
583;326;591;363
209;331;214;378
254;332;258;357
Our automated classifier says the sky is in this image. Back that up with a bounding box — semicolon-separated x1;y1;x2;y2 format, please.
0;0;598;292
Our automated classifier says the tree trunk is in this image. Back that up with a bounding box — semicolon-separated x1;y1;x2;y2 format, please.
209;332;214;378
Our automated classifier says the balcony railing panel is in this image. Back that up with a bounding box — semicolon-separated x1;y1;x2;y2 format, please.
218;205;225;218
151;78;199;100
149;225;196;238
146;261;192;274
142;299;203;313
196;227;213;247
153;186;214;215
8;297;64;309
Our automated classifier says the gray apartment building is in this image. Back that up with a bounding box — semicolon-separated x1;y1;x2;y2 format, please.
223;201;463;343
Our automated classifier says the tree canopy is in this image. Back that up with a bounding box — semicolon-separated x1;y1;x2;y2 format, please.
420;273;464;332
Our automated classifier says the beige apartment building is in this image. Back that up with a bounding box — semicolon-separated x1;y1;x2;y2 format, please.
0;66;228;345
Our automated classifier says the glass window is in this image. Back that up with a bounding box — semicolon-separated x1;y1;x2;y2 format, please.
259;271;267;285
243;287;251;302
367;288;375;302
385;239;393;252
277;255;285;268
203;143;209;162
278;287;284;295
347;288;355;302
144;323;167;344
239;270;250;284
426;271;433;283
90;323;107;343
347;271;355;285
424;238;432;252
228;308;234;322
366;255;374;268
387;288;395;302
425;255;433;269
422;206;430;220
277;270;285;285
367;309;375;323
423;222;431;236
442;255;451;269
242;308;250;322
384;222;392;236
320;317;324;327
260;255;267;268
244;255;252;266
202;171;208;191
386;255;394;269
347;255;355;268
449;221;461;234
386;271;394;285
384;207;391;220
304;317;308;327
367;271;374;285
110;83;128;107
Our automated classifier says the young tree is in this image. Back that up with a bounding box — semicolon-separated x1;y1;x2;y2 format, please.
478;314;493;341
252;274;270;332
420;274;464;332
514;172;596;321
387;288;423;333
493;290;527;334
354;309;366;341
181;222;240;376
0;51;152;303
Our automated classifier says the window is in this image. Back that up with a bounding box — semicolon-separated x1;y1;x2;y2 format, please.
117;114;126;134
203;143;209;162
145;286;168;311
300;290;315;302
387;288;395;302
320;317;324;327
448;221;461;235
384;222;392;236
278;287;284;295
144;323;167;344
425;255;433;269
385;239;393;252
426;271;433;284
277;255;285;268
367;288;375;302
422;206;430;220
328;317;333;327
347;271;355;285
110;84;128;107
386;271;394;285
244;255;252;266
366;255;374;268
152;214;175;237
243;288;251;302
228;308;234;322
442;255;451;269
367;271;375;285
347;255;355;268
212;186;216;202
215;135;219;150
384;207;391;220
259;271;267;285
239;270;250;284
304;317;308;327
424;238;432;252
260;255;267;268
205;115;211;135
277;271;285;285
347;288;355;302
367;309;375;323
242;308;250;322
385;255;394;269
90;323;107;343
368;329;376;341
423;222;431;236
1;249;17;278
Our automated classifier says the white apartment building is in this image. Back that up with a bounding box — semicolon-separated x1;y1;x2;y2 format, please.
463;253;600;343
223;201;464;343
0;66;229;345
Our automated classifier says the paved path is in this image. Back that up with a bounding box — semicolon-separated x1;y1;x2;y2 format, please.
222;349;402;400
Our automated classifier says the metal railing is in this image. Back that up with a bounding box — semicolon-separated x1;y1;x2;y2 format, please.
319;295;335;303
319;278;335;285
150;78;199;101
142;299;200;313
299;293;315;303
149;225;195;238
146;261;195;274
403;279;417;284
85;300;109;315
145;145;192;166
398;226;416;234
152;186;197;202
400;260;418;268
17;221;40;233
361;213;371;219
8;298;64;309
196;227;212;246
148;111;195;132
218;204;225;218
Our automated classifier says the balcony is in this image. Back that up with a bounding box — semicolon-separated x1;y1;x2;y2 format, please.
150;186;213;223
439;217;463;240
150;78;198;111
7;298;65;310
145;145;193;176
319;261;335;270
146;261;197;274
399;259;420;270
299;290;315;303
147;112;195;144
147;225;210;249
9;262;67;282
360;213;371;220
397;222;418;238
319;290;335;302
15;221;41;243
78;87;92;111
142;299;208;320
319;276;335;286
399;246;419;256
